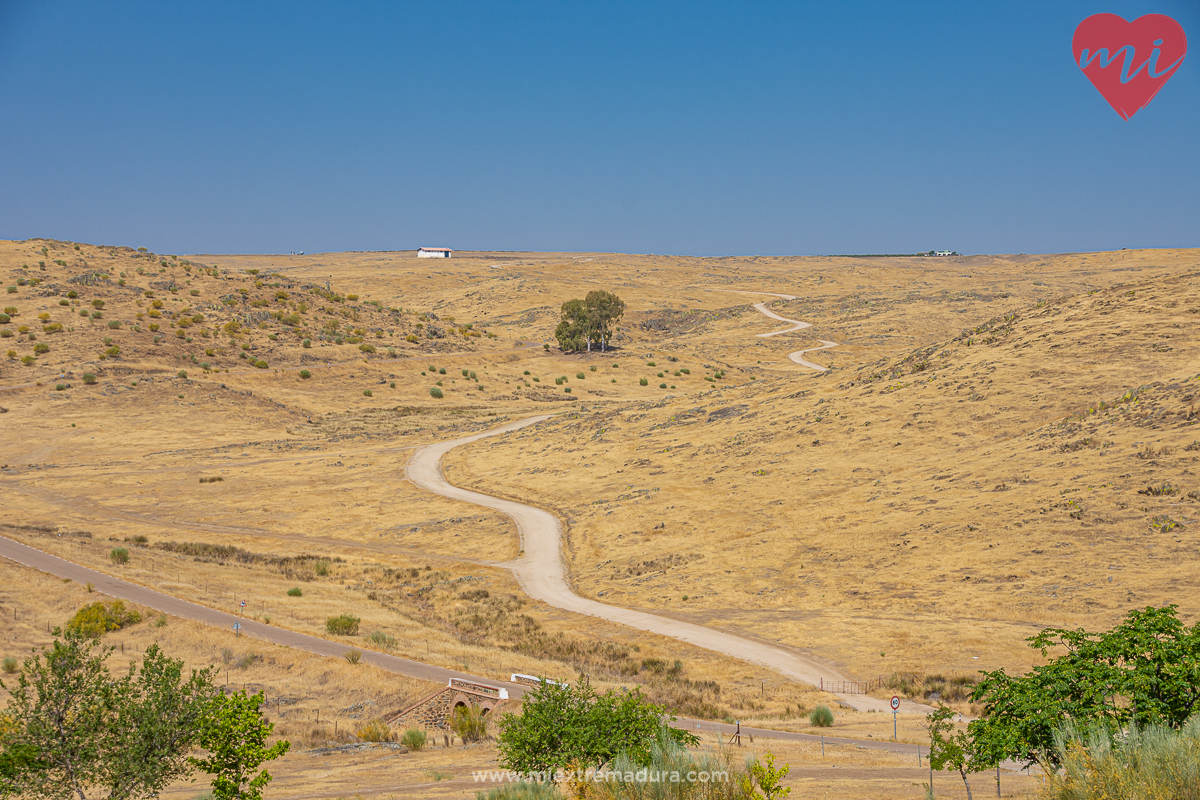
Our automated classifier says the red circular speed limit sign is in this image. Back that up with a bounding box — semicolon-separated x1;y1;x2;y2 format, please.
890;696;900;711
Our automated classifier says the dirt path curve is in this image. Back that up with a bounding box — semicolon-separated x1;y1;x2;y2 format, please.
407;417;930;715
713;289;838;371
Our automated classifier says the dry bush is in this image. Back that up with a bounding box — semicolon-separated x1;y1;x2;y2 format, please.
355;717;392;742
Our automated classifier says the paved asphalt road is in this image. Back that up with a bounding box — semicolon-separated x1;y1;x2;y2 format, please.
1;533;942;757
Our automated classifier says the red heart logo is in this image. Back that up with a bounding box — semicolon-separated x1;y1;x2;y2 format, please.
1072;13;1187;119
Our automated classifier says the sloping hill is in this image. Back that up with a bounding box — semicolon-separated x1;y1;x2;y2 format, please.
0;238;505;389
445;269;1200;677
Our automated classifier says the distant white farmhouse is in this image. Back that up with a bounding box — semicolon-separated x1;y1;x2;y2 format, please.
933;250;957;257
417;247;452;259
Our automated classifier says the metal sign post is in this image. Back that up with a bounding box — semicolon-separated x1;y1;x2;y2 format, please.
233;622;241;637
891;695;900;741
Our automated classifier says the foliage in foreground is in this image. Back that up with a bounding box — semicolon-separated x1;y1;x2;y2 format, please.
497;680;699;776
927;605;1200;799
569;728;787;800
476;781;563;799
1039;715;1200;800
191;690;290;800
968;605;1200;768
0;628;287;800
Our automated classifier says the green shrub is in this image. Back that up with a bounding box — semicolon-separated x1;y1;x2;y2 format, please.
639;378;648;386
325;614;360;636
367;630;396;648
82;373;97;384
400;728;427;751
681;368;690;374
579;726;755;800
107;320;121;329
0;314;8;324
1;656;17;674
21;356;34;366
302;338;311;348
430;387;443;399
314;560;330;576
1043;716;1200;800
5;287;15;294
177;370;188;379
438;367;446;374
91;299;104;309
576;372;585;379
474;783;562;799
658;383;667;389
452;703;488;743
33;343;49;354
3;306;15;315
809;704;834;727
299;370;311;379
287;587;302;597
109;547;130;565
344;649;363;664
363;389;373;397
67;599;141;638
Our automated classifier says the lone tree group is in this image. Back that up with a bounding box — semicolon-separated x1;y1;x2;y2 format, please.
554;290;625;353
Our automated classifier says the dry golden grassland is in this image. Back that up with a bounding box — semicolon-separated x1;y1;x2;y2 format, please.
2;238;1198;796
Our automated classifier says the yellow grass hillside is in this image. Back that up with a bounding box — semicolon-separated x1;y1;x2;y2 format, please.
3;239;1198;720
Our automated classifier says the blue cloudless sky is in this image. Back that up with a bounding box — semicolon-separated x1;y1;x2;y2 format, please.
1;0;1196;255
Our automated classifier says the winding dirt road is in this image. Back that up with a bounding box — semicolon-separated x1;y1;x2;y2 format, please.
715;289;838;371
407;417;928;715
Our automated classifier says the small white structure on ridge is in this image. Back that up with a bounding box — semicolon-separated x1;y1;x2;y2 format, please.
417;247;452;259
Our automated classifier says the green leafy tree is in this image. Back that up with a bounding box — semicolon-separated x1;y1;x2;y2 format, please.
0;628;216;800
554;298;588;353
742;752;791;799
103;645;217;798
582;290;624;353
190;690;289;800
554;291;625;353
496;680;696;777
927;705;983;800
968;605;1200;767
